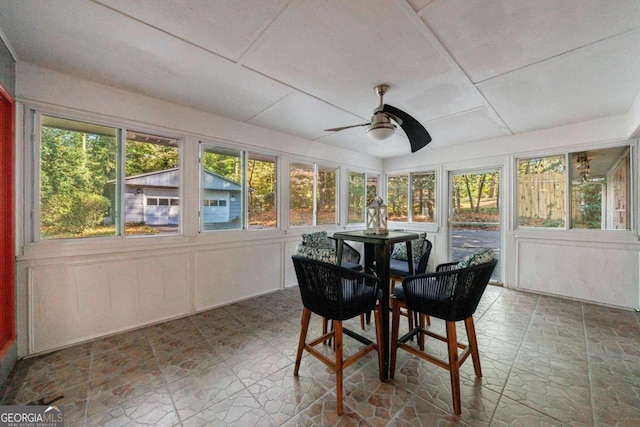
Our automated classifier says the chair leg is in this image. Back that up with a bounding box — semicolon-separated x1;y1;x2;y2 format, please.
334;320;344;415
389;298;402;380
418;312;425;351
465;317;482;378
294;308;312;376
407;309;415;331
374;303;384;380
445;320;462;415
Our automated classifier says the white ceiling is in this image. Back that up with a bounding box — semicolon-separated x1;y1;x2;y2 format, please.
1;0;639;158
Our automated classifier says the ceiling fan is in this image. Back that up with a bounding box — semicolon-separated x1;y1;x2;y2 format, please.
324;84;432;153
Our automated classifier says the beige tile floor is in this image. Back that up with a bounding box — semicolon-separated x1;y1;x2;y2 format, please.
2;285;640;426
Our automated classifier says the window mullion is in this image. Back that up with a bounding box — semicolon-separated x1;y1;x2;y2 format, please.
31;111;41;243
116;128;126;236
313;163;318;226
241;150;247;230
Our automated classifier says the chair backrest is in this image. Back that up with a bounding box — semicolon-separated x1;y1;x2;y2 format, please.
389;238;433;278
402;259;497;321
292;255;380;321
415;239;433;274
329;237;361;264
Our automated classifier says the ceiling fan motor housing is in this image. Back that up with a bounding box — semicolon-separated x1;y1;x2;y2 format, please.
367;112;396;140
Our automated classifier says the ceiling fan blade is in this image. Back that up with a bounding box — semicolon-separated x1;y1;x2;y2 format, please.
324;123;370;132
382;104;432;153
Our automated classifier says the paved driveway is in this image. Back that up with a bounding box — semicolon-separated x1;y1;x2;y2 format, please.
451;230;500;282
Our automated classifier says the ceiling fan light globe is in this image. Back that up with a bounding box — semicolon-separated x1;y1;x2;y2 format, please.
367;123;396;140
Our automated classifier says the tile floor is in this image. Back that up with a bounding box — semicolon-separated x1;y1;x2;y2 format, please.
2;285;640;426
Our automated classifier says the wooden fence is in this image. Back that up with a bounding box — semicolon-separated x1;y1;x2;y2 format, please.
517;171;565;220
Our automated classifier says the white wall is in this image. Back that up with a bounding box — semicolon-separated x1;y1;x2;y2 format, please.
14;63;381;356
14;63;640;356
385;115;640;310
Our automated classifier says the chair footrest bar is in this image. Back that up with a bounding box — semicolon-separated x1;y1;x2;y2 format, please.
398;342;450;371
308;332;334;347
304;345;336;371
342;344;376;370
398;328;421;343
343;327;374;346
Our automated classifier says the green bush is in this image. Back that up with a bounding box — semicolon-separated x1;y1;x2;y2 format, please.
42;192;111;236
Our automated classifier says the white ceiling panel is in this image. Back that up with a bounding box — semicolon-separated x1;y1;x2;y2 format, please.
425;107;511;148
242;0;474;120
247;92;368;141
95;0;289;62
0;0;291;121
0;0;638;158
423;0;640;83
478;28;640;134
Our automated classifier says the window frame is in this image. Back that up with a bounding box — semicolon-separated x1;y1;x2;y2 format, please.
348;171;380;225
123;129;181;236
515;154;567;229
30;109;183;243
289;158;339;227
386;170;437;224
410;170;437;223
515;143;634;232
199;140;279;232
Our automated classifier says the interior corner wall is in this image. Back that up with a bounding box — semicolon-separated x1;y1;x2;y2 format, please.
0;35;16;389
13;63;383;356
628;91;640;138
383;117;639;310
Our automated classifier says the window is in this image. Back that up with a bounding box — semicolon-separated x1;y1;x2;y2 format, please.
289;161;314;226
517;146;631;230
387;172;436;223
125;131;180;235
38;115;180;239
349;172;379;224
348;172;364;223
247;153;277;229
387;175;408;221
317;165;337;225
39;116;118;239
570;147;630;230
411;172;436;222
200;143;277;231
517;156;566;228
367;175;379;204
289;161;337;226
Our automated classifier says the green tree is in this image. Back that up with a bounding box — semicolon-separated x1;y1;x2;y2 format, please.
126;141;179;176
202;151;240;182
40;127;114;236
572;183;602;229
248;158;276;226
349;173;364;222
387;175;408;220
411;173;435;221
289;165;314;211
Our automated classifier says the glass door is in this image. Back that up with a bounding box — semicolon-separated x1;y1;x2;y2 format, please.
449;169;501;283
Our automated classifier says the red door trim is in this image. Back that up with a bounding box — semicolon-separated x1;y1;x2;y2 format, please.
0;82;15;357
